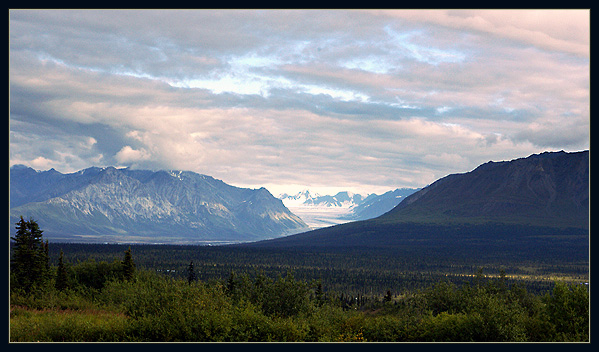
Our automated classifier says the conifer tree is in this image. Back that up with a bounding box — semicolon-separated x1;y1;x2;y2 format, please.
55;250;69;291
186;261;197;284
10;216;50;292
121;246;135;281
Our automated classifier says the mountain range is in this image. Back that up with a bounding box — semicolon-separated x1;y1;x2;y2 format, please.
9;165;309;244
279;190;370;208
249;150;589;251
279;188;419;223
10;149;589;251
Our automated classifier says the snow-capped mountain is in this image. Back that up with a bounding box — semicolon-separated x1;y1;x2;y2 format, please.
279;190;369;209
278;188;419;229
343;188;421;221
9;165;309;244
278;190;322;207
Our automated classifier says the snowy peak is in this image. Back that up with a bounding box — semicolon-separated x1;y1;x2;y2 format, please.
278;190;320;207
277;188;420;230
278;190;365;209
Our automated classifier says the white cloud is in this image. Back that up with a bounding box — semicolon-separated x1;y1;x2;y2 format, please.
115;146;151;164
374;9;589;57
9;9;589;194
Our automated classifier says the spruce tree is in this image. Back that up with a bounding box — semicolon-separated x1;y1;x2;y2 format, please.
10;216;50;292
55;250;69;291
121;246;135;281
186;261;197;284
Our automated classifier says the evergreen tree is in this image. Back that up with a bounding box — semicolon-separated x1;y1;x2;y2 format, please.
10;216;50;292
121;246;135;281
55;250;69;291
226;272;237;295
314;281;324;302
186;261;197;284
384;290;393;302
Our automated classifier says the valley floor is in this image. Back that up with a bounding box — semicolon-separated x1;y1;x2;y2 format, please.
10;266;589;343
10;230;589;342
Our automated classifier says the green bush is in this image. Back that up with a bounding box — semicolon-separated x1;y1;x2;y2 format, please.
543;282;589;341
226;271;315;318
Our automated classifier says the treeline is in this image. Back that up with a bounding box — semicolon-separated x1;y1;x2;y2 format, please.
42;242;588;296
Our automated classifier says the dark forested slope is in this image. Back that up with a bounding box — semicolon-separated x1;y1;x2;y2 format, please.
382;150;589;229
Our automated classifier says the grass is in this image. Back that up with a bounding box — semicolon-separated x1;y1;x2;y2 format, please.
9;306;131;342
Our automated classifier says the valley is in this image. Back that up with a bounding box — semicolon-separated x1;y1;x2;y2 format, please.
284;205;353;229
9;9;590;342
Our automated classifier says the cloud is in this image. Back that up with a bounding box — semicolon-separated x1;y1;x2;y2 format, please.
373;9;589;57
9;9;589;195
114;145;150;162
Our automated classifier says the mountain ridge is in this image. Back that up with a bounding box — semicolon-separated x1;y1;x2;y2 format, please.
381;150;589;229
10;165;309;244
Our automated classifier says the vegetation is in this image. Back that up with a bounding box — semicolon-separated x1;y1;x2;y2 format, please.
10;216;50;293
9;219;589;342
9;265;589;342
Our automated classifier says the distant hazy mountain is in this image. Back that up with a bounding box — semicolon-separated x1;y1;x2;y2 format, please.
279;190;367;208
279;188;419;222
9;166;309;244
343;188;420;221
250;150;589;250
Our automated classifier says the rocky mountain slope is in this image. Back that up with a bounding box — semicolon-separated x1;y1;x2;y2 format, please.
10;166;309;244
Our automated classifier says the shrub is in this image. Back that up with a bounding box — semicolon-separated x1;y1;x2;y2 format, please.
543;282;589;341
9;306;130;342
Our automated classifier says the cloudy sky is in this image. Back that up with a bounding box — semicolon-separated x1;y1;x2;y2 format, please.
9;9;590;196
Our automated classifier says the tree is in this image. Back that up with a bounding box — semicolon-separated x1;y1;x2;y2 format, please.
55;250;69;291
121;246;135;281
10;216;50;292
314;281;324;303
186;261;197;284
544;282;589;341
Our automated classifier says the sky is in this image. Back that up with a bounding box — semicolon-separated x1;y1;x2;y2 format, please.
9;9;590;197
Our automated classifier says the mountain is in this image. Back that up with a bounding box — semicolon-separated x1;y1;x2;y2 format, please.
9;166;309;244
279;188;419;226
278;190;368;229
279;190;368;208
343;188;420;221
248;150;589;251
381;150;589;229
